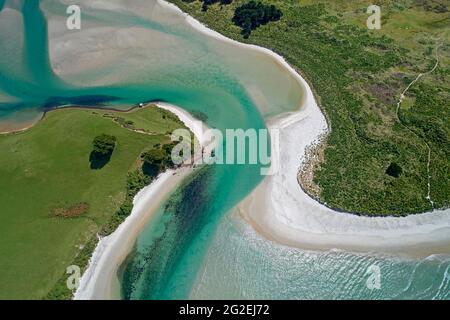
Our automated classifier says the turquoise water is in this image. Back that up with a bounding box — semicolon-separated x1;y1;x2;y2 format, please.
0;0;448;300
191;216;450;300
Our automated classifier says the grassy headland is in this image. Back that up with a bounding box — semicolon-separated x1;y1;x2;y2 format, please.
0;105;187;299
173;0;450;216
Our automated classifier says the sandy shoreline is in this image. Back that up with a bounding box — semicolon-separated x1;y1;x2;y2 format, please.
159;0;450;257
74;102;211;300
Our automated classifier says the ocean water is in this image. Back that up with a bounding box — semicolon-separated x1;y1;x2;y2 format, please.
0;0;448;300
190;215;450;300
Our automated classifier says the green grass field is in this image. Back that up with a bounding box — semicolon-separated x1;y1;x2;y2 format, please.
0;105;186;299
172;0;450;215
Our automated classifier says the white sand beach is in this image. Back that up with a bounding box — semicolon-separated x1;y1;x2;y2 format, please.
74;102;211;300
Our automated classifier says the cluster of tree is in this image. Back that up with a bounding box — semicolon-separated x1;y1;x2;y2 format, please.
141;142;177;176
385;162;403;178
90;134;117;169
232;1;283;38
117;170;151;217
92;134;116;156
114;143;177;218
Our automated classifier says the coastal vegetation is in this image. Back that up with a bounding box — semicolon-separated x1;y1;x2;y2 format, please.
92;134;116;157
170;0;450;216
142;143;176;173
183;0;282;38
0;105;188;299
